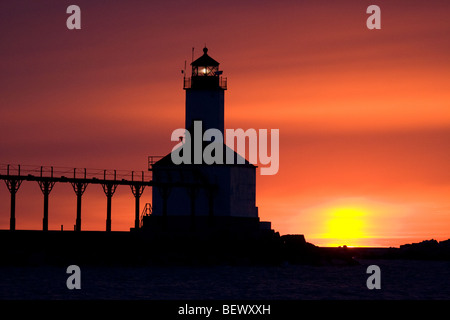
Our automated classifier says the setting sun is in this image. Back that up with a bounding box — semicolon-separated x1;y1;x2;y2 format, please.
321;207;368;247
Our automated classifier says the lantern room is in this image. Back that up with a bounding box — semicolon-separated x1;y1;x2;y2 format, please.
184;47;227;90
192;47;219;76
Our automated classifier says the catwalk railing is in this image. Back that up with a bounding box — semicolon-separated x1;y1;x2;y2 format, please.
0;164;152;183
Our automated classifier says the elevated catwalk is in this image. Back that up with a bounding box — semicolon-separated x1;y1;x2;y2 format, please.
0;163;210;231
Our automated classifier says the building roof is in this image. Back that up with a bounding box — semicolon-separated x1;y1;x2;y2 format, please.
191;47;220;67
153;142;255;168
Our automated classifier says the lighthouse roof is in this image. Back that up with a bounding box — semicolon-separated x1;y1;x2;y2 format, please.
153;143;254;168
191;47;220;67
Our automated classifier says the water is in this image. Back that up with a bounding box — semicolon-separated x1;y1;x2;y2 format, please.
1;260;449;300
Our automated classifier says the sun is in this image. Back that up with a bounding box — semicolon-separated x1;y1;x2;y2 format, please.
321;207;368;246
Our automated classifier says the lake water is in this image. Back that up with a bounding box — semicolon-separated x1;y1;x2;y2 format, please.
1;259;449;300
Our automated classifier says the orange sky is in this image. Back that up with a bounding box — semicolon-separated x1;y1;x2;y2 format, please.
1;1;449;247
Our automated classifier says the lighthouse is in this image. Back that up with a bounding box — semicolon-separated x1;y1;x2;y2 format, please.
147;48;265;234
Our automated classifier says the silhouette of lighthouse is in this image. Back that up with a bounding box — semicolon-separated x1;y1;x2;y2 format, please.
146;47;269;234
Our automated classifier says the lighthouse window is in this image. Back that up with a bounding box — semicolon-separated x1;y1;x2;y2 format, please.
193;66;219;76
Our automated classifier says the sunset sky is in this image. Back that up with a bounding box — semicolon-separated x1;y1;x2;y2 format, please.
1;0;449;247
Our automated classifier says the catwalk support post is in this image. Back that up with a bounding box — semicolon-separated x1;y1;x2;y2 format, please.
3;164;22;231
38;180;56;231
71;182;88;232
5;178;22;231
130;184;145;230
102;182;118;232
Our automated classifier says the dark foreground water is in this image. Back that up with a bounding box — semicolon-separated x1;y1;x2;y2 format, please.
1;259;449;300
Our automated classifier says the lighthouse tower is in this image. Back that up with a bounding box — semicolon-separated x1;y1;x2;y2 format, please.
147;48;264;234
184;47;227;134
